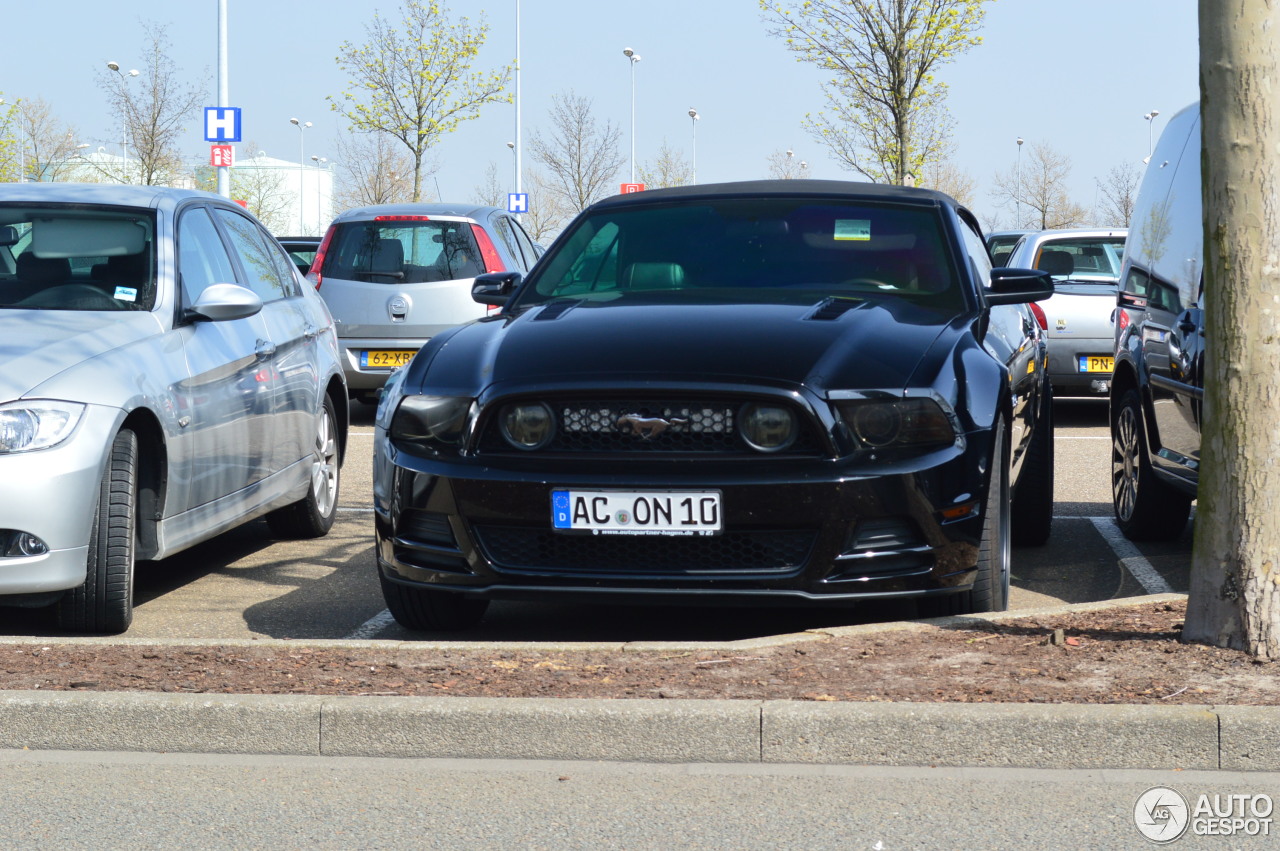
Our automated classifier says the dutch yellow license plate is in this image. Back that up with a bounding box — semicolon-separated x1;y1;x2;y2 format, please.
1078;355;1114;373
361;350;416;369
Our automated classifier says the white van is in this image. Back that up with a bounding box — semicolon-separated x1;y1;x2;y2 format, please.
1109;103;1201;541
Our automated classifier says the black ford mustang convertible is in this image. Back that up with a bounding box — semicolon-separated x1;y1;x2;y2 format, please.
372;180;1055;630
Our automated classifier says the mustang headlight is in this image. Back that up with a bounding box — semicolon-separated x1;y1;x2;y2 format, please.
835;397;957;453
0;400;86;453
499;402;556;450
389;395;473;451
738;403;797;452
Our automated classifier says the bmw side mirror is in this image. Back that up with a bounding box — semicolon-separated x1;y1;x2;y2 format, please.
185;282;264;322
472;271;523;307
986;267;1055;305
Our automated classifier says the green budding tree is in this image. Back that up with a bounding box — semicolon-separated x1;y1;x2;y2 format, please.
760;0;990;185
330;0;511;202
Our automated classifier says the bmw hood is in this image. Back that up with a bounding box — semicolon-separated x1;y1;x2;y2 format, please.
405;299;954;396
0;310;163;401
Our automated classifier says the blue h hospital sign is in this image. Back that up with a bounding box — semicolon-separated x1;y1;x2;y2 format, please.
204;107;242;143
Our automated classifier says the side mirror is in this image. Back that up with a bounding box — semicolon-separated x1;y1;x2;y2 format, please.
472;271;523;307
186;282;263;322
985;267;1055;305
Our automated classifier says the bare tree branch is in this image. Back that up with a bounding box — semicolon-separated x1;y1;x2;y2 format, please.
528;90;625;212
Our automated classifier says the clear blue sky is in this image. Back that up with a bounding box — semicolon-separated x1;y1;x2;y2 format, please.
4;0;1199;228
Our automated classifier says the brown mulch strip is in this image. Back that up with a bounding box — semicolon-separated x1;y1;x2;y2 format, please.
1;600;1275;704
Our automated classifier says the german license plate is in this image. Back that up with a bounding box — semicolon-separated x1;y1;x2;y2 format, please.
360;350;416;369
1078;355;1114;373
552;490;722;536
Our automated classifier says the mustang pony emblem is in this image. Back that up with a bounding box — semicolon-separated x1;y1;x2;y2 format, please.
617;414;689;439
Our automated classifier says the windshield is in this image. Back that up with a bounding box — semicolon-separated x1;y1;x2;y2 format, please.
1033;236;1126;283
0;206;156;311
514;198;963;312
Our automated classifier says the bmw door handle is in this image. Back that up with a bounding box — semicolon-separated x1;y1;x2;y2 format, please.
255;339;277;359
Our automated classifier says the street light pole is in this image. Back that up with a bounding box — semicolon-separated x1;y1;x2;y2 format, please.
1143;110;1161;158
623;47;641;183
106;61;139;181
216;0;230;198
290;117;311;233
688;108;699;184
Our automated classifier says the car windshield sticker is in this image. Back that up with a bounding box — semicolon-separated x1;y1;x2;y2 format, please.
834;219;871;241
114;287;138;302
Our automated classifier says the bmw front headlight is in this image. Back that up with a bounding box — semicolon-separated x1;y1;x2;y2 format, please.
0;400;86;453
389;395;473;452
834;397;958;454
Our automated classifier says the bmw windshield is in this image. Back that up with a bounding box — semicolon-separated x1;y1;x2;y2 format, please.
0;206;156;311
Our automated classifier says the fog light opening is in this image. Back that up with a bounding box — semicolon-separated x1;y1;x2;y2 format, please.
738;403;797;452
500;402;556;451
2;530;49;558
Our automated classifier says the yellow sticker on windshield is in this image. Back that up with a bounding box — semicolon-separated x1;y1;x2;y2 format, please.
834;219;871;241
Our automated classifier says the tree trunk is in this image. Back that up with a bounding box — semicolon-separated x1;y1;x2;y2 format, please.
1184;0;1280;658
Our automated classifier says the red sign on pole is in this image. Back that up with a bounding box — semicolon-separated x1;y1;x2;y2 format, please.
210;145;234;168
620;183;646;194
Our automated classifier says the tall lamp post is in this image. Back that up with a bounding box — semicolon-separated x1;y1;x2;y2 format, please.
688;107;699;184
311;155;328;230
1143;110;1160;159
106;61;139;179
623;47;641;183
290;117;311;233
1015;137;1025;225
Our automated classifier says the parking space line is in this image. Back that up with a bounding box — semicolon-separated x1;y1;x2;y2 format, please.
1087;516;1173;594
346;609;396;640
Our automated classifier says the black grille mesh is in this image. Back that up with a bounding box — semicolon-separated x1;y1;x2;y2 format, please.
473;526;816;575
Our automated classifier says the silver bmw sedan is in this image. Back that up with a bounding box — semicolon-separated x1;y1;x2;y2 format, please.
0;184;348;633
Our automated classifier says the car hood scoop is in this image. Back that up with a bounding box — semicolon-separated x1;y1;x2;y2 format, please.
532;299;583;321
806;297;865;321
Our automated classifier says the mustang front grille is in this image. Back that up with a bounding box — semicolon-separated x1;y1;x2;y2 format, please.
478;399;822;455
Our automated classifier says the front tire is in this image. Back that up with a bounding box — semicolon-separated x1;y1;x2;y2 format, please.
379;571;489;631
267;395;341;539
1111;388;1192;540
57;429;138;634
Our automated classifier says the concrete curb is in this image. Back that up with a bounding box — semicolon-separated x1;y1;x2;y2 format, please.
5;593;1266;769
2;692;1277;770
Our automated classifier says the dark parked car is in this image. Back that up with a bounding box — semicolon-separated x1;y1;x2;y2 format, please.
1111;104;1201;540
277;235;322;277
985;229;1033;267
372;180;1055;630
